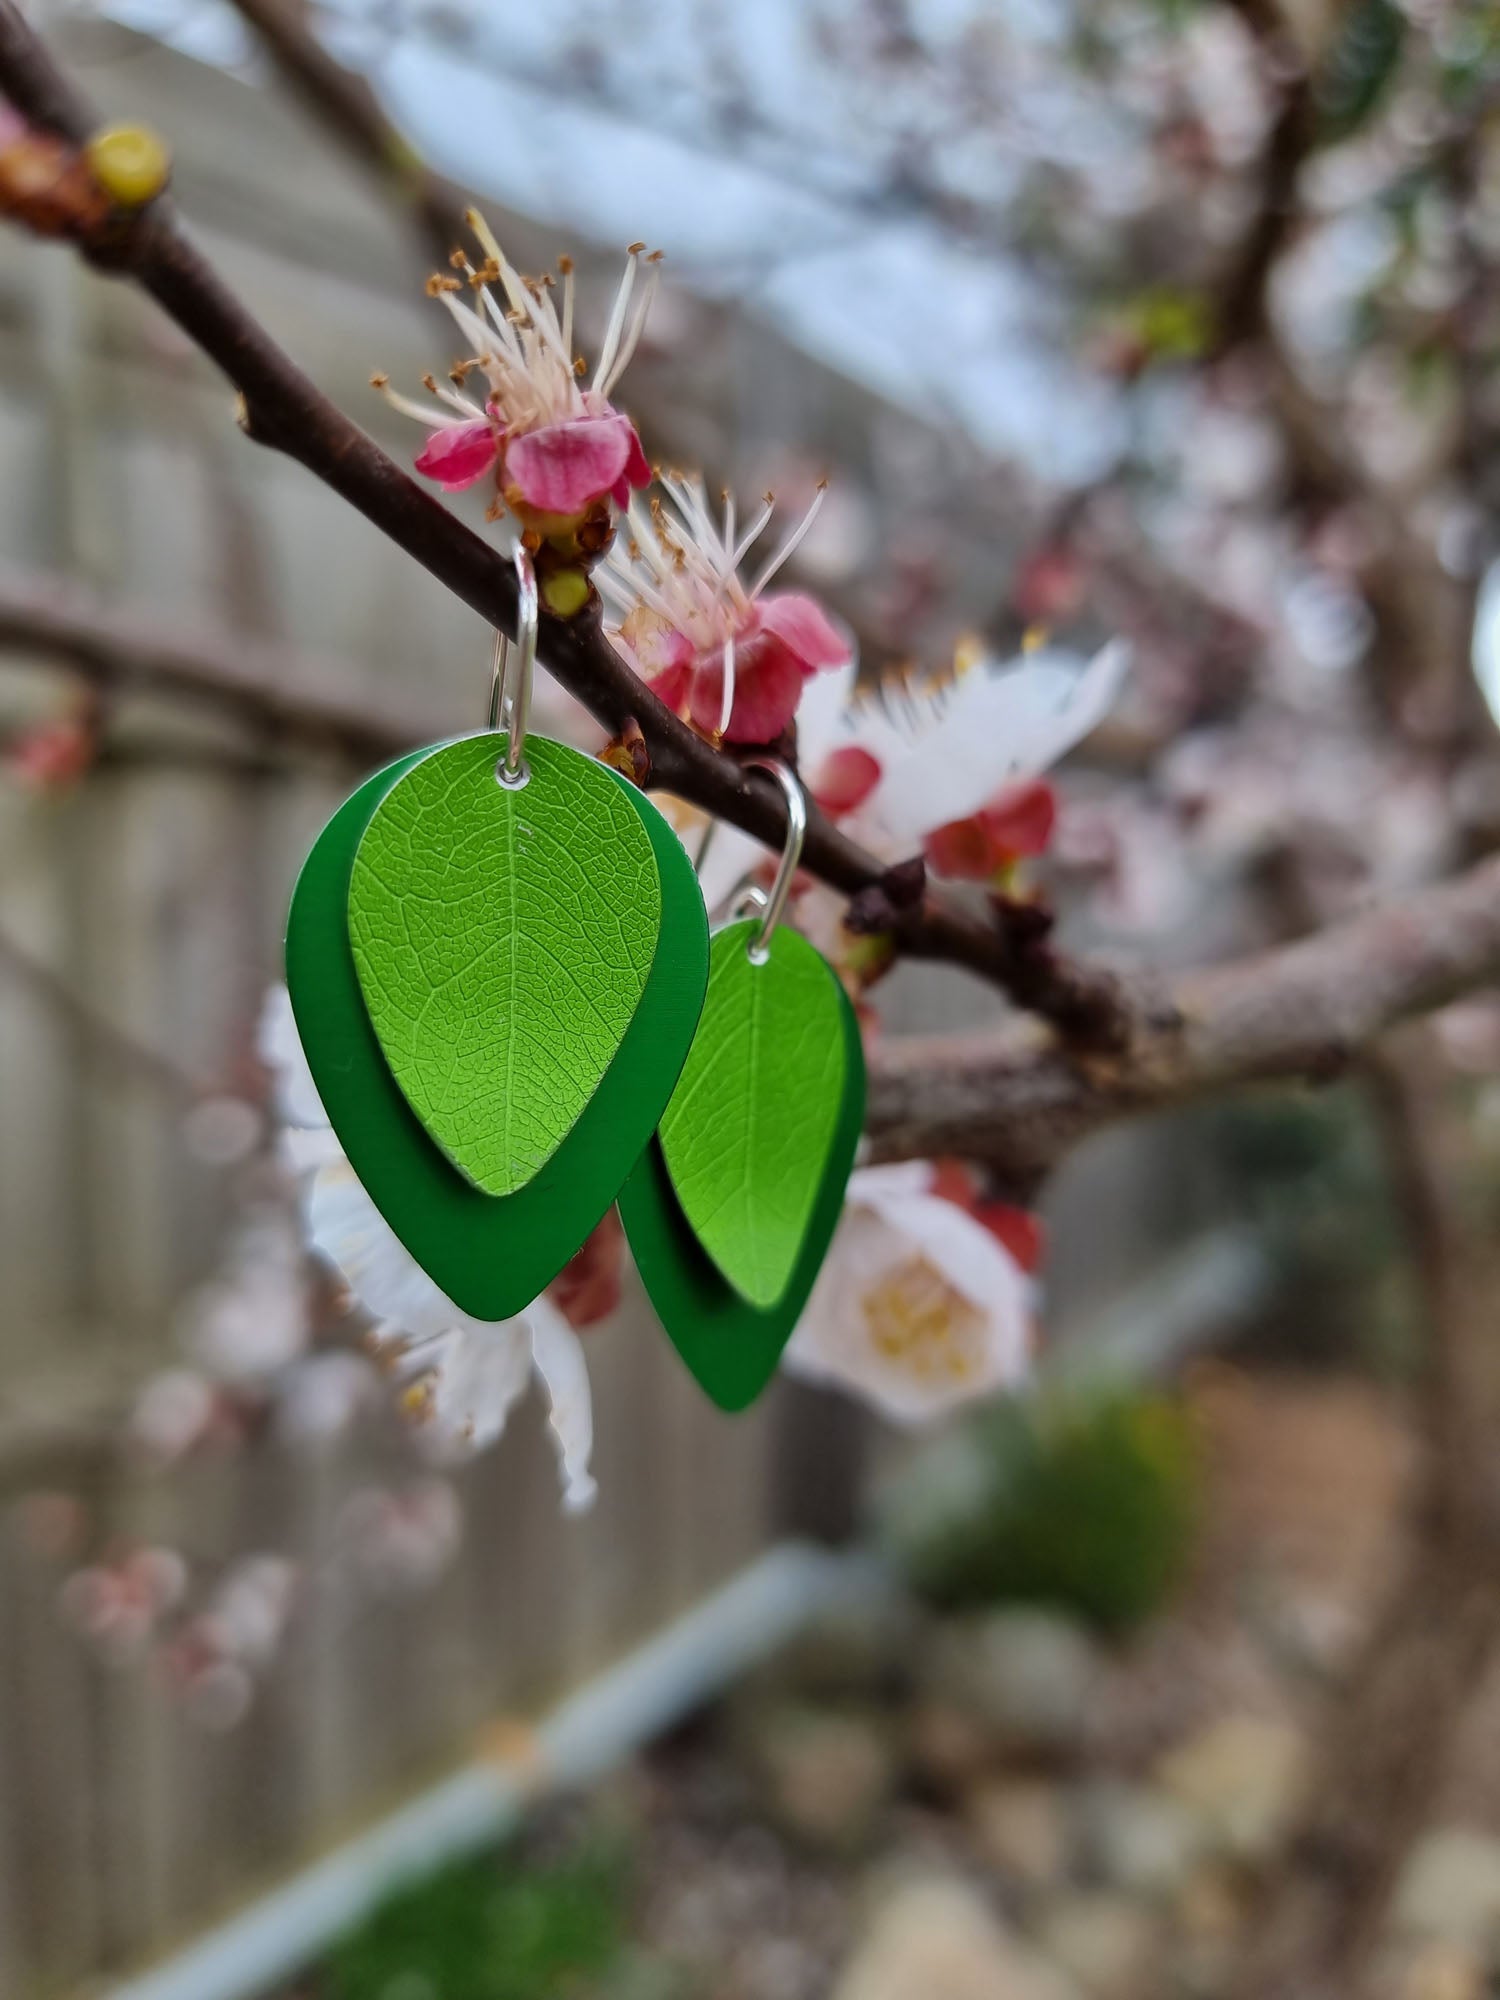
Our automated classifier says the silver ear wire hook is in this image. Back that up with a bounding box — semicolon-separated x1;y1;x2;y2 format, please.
489;544;538;789
486;626;505;733
739;756;806;965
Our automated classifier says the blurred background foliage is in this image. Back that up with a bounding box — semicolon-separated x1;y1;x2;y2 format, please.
882;1388;1199;1633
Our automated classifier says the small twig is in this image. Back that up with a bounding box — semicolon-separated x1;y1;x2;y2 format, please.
988;894;1136;1053
219;0;468;266
0;924;204;1104
1211;18;1316;355
0;567;427;759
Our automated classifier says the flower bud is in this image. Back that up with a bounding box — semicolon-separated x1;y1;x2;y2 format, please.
86;124;170;208
540;566;591;619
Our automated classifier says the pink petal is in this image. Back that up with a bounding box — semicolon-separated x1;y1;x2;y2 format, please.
979;779;1057;858
925;780;1059;880
547;1212;625;1329
413;419;499;492
923;814;1008;882
648;655;693;714
811;745;881;818
971;1203;1046;1274
505;414;635;516
928;1159;980;1208
755;592;851;672
610;422;652;507
688;631;807;744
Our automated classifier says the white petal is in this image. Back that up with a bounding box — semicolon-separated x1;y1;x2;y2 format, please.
793;653;860;767
415;1324;532;1454
256;984;330;1132
1046;638;1132;760
527;1296;597;1512
654;797;766;922
701;821;771;920
845;1161;938;1211
303;1160;480;1341
841;694;916;770
870;642;1129;842
278;1125;344;1176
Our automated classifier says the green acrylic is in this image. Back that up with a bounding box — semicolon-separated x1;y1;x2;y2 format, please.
658;921;848;1309
286;740;707;1322
620;960;864;1412
348;733;662;1197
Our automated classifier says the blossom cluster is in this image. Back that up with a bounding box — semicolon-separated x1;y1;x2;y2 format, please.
249;617;1125;1509
330;220;1134;1509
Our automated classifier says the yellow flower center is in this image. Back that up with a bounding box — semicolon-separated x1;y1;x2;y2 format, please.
860;1256;986;1382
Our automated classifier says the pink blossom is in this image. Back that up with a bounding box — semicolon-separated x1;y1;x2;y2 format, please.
379;218;659;530
602;477;853;745
628;620;695;713
7;711;98;790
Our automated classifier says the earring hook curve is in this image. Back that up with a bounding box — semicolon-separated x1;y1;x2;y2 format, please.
487;544;538;788
739;756;806;964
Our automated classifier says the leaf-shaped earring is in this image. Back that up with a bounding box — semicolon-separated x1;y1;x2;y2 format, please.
285;547;709;1319
621;759;866;1409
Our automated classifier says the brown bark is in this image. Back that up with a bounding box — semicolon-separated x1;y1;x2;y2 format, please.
866;855;1500;1172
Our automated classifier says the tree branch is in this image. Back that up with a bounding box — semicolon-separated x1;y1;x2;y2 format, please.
219;0;468;266
1211;20;1314;355
0;567;425;759
0;0;1128;1034
865;852;1500;1177
0;923;204;1104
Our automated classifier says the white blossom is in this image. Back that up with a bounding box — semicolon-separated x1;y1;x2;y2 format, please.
258;987;597;1513
784;1162;1034;1424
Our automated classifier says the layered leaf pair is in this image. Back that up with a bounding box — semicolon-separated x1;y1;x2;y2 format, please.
286;735;865;1415
620;921;867;1410
286;736;709;1320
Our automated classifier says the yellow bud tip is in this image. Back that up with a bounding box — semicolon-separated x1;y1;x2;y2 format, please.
541;567;592;620
86;124;170;208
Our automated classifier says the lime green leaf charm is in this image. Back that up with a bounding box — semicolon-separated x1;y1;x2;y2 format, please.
658;921;848;1309
348;734;660;1196
620;966;865;1411
286;741;708;1322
